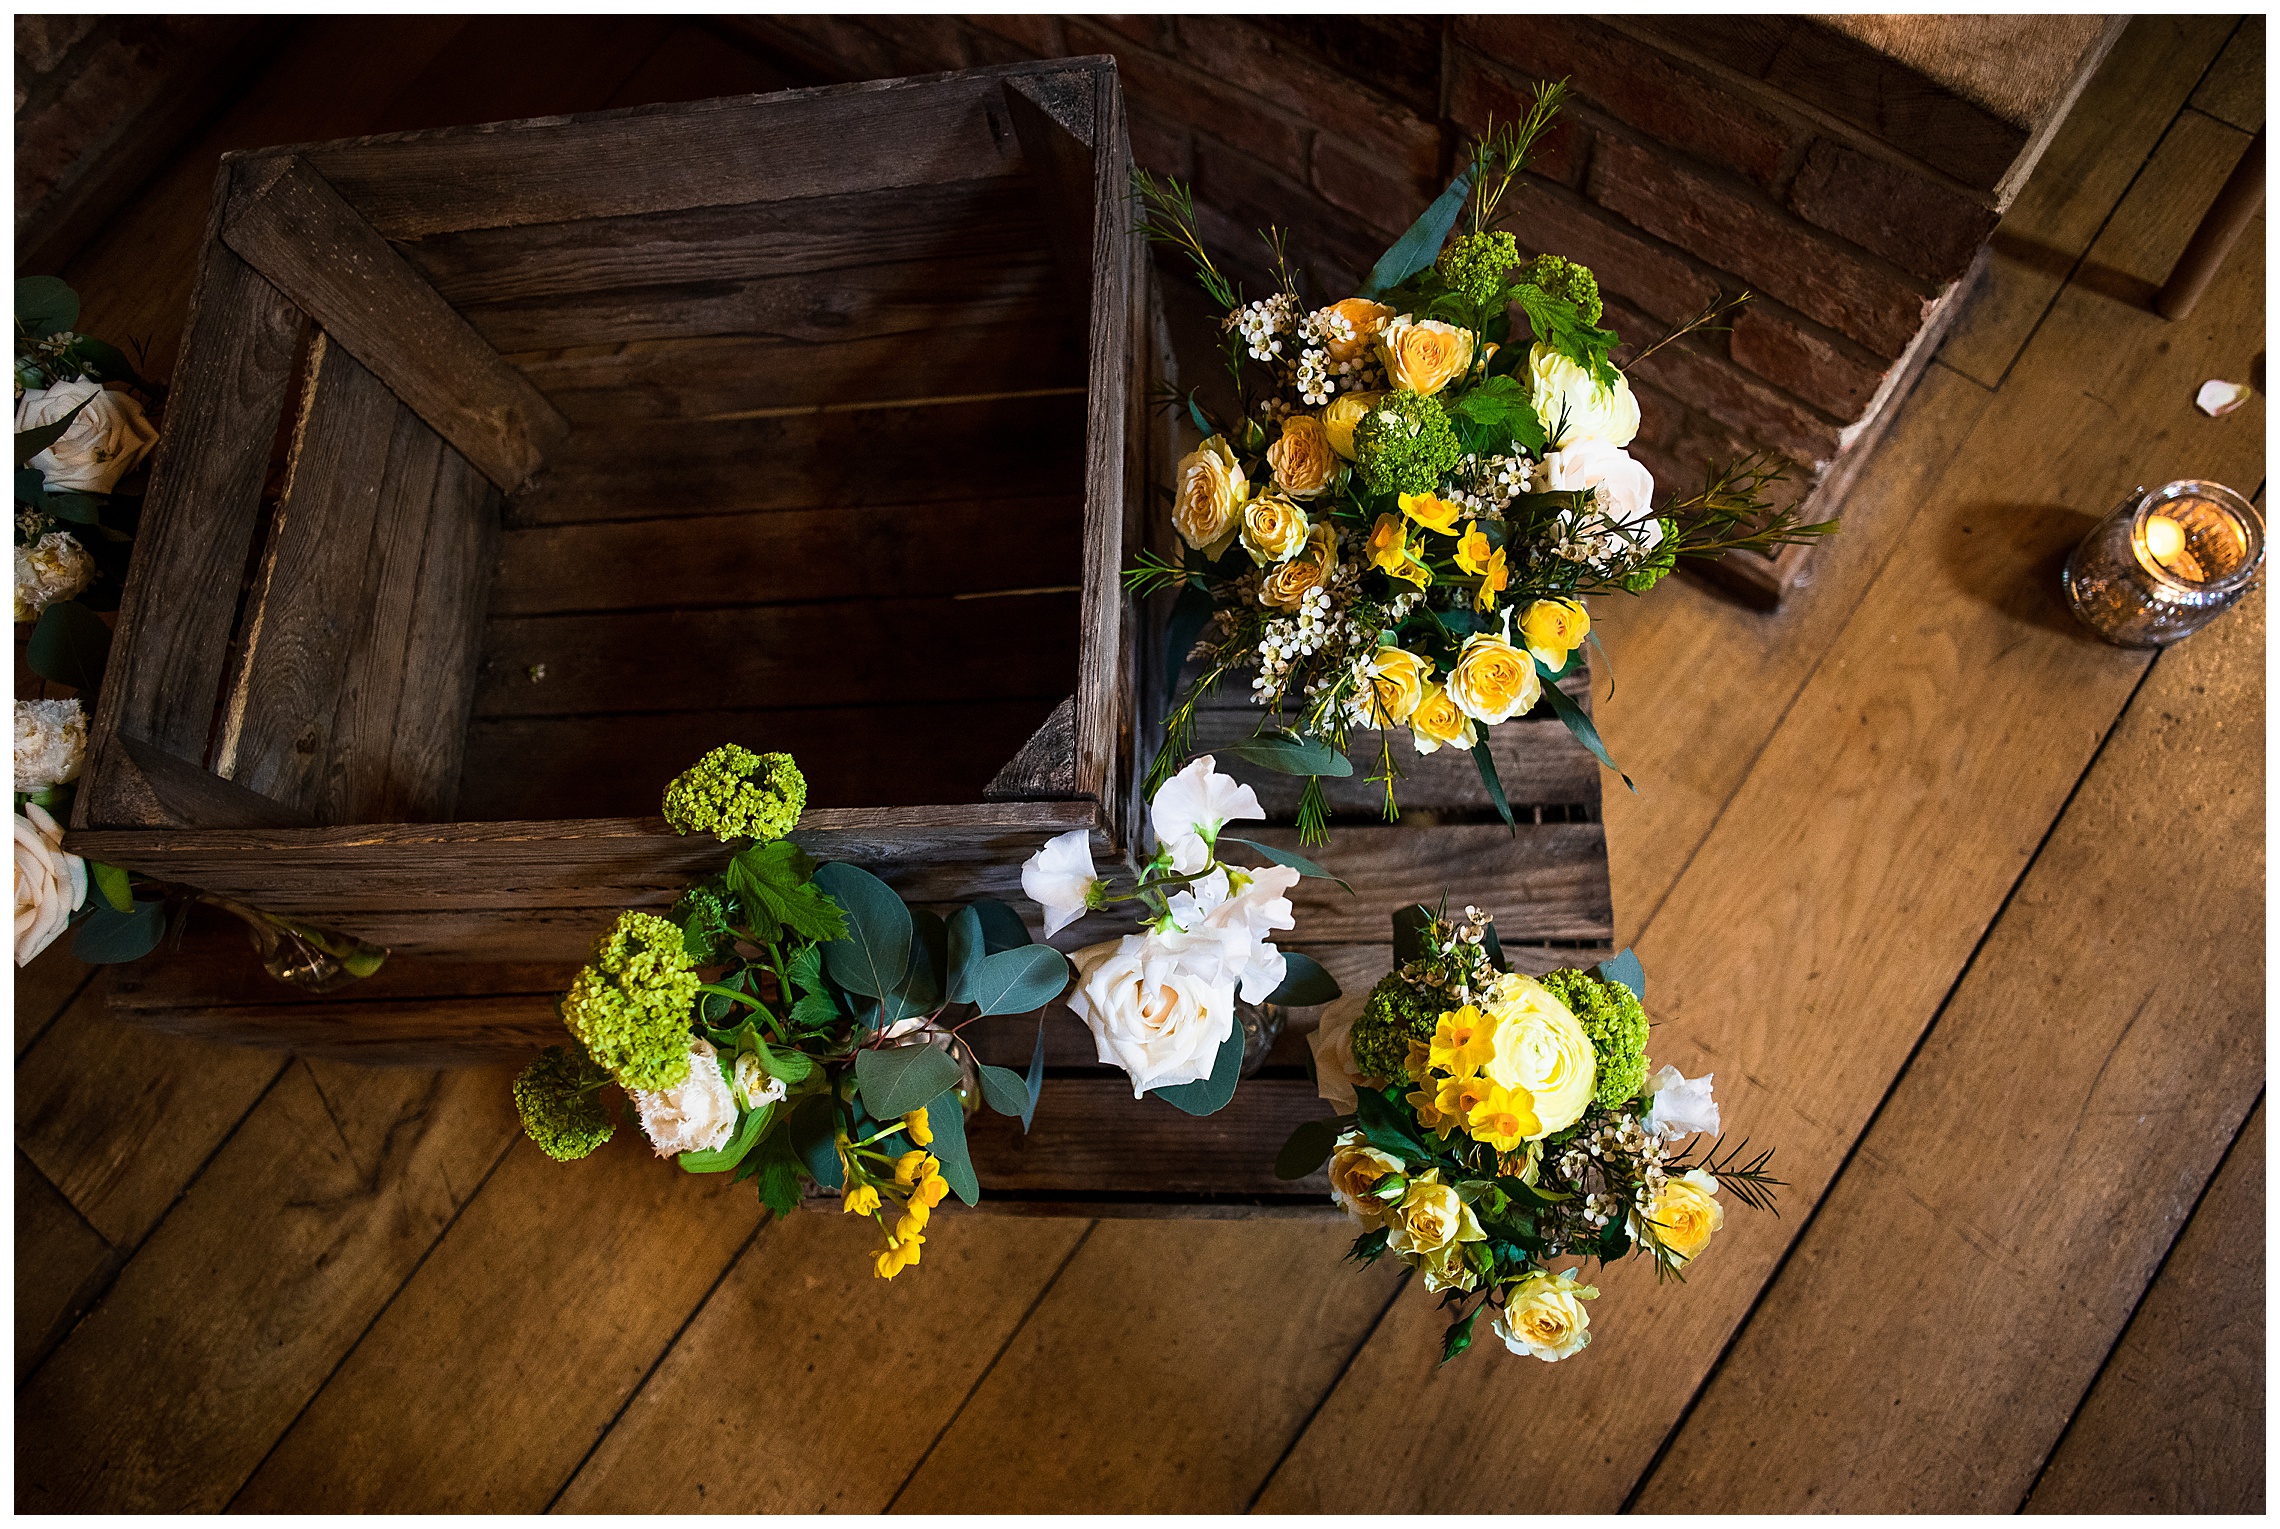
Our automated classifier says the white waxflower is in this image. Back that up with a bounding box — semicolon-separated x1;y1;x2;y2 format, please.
14;530;95;621
15;801;86;966
1019;827;1101;938
15;699;86;790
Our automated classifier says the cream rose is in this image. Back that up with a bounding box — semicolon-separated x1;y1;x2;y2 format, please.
1528;343;1640;448
1241;492;1310;565
16;699;87;790
1319;390;1381;460
1259;556;1324;611
1480;975;1597;1137
1444;632;1543;726
1310;1006;1366;1111
1643;1168;1725;1264
1385;1170;1487;1260
1407;680;1478;755
1376;315;1475;397
15;530;96;622
1265;414;1338;498
1316;297;1394;364
1534;438;1658;548
632;1036;738;1156
1349;644;1431;728
1325;1130;1402;1223
1173;435;1248;553
1065;930;1237;1096
1492;1270;1598;1362
17;380;159;495
15;801;86;966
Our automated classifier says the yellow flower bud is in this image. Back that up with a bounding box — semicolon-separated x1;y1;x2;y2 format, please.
904;1107;933;1147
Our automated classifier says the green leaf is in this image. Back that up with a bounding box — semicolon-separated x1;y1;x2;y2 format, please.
946;904;985;1004
1221;730;1354;777
730;839;847;944
757;1042;816;1086
788;1092;841;1190
920;1084;980;1206
1355;1082;1428;1160
1595;947;1646;1003
1165;582;1214;684
16;277;79;339
1218;835;1353;892
788;991;841;1031
853;1043;962;1120
28;600;111;693
754;1130;805;1216
786;943;827;995
1391;903;1437;966
1150;1022;1244;1116
1470;738;1517;835
1449;374;1547;454
1359;167;1474;299
41;490;102;526
679;1102;772;1174
965;943;1069;1018
1023;1017;1045;1130
1185;389;1216;439
1276;1114;1350;1180
72;897;164;963
1348;1226;1390;1264
16;396;91;467
1264;950;1341;1007
15;466;49;512
813;862;912;999
1441;1304;1481;1365
88;861;132;914
1535;656;1634;791
969;898;1033;954
907;909;947;1008
977;1063;1030;1120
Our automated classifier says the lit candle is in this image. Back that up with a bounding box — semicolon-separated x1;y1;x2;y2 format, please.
2064;479;2262;647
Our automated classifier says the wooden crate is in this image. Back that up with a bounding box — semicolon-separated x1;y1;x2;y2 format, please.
66;59;1148;961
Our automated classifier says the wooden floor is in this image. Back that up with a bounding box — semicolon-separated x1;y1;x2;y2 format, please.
15;17;2265;1513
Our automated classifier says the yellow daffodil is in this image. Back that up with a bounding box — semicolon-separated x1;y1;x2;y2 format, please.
1466;1084;1542;1153
1453;522;1493;576
1399;491;1464;535
1405;1037;1434;1081
1407;1075;1454;1137
1475;544;1509;612
1429;1004;1495;1078
903;1107;933;1147
1433;1071;1495;1128
842;1183;880;1216
1366;513;1409;575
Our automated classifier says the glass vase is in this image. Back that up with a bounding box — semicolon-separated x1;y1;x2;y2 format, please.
1237;998;1286;1076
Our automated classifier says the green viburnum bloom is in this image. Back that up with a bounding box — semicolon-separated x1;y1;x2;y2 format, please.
1352;390;1463;499
672;876;737;963
562;911;702;1092
1614;525;1678;594
661;745;807;843
1438;230;1521;308
512;1044;617;1162
1518;253;1603;325
1539;967;1650;1108
1350;973;1450;1082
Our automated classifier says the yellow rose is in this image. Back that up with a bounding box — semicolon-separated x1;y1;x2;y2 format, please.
1445;632;1542;726
1351;644;1431;728
1304;520;1340;571
1376;314;1476;397
1326;1131;1405;1225
1320;390;1382;459
1398;491;1464;535
1259;556;1324;610
1242;492;1309;565
1384;1170;1486;1259
1173;435;1248;552
1408;681;1479;755
1644;1168;1724;1265
1266;414;1338;498
1478;974;1596;1137
1519;598;1591;668
1318;297;1395;363
1492;1271;1598;1362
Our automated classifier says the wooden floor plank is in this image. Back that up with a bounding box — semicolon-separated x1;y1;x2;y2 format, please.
1636;585;2265;1511
15;1148;117;1384
890;1218;1403;1512
1938;14;2237;389
230;1132;764;1513
1250;99;2266;1516
15;942;94;1056
2026;1100;2266;1515
15;1062;516;1512
2188;15;2265;134
554;1209;1092;1513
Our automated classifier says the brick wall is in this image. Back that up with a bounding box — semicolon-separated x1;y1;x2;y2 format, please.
732;19;2043;584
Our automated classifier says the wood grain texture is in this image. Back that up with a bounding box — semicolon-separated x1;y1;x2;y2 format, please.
1196;713;1602;818
15;1062;515;1512
220;153;568;492
1637;586;2266;1512
15;1148;117;1385
965;1078;1340;1202
116;733;319;829
982;694;1081;799
230;1133;763;1512
2188;16;2265;134
15;940;95;1057
1251;822;1615;945
2027;1101;2265;1514
555;1209;1091;1512
1250;103;2268;1515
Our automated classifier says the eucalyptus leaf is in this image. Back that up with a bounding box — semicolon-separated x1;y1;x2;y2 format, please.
72;897;164;964
1218;835;1352;892
964;942;1069;1018
1358;167;1474;299
920;1083;980;1207
946;904;984;1004
789;1092;841;1190
1275;1114;1351;1180
27;600;110;693
1221;730;1354;778
1595;947;1646;1003
905;908;947;1009
88;860;133;915
16;277;78;339
1264;950;1341;1008
977;1063;1031;1120
969;898;1033;953
1164;582;1214;684
1023;1017;1044;1130
41;490;102;526
814;861;911;999
853;1043;962;1120
15;467;49;512
1150;1022;1244;1116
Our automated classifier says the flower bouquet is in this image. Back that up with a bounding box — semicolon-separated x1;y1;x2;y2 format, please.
513;746;1081;1279
1285;903;1778;1362
1129;83;1836;840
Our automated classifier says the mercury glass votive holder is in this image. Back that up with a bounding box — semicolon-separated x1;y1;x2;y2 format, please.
2061;479;2263;647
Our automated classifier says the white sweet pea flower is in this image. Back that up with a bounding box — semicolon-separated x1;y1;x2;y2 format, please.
17;379;158;495
1194;863;1299;1003
1064;929;1236;1096
1642;1064;1720;1142
1150;754;1263;858
1020;827;1101;937
632;1036;738;1156
15;801;86;966
1161;867;1230;931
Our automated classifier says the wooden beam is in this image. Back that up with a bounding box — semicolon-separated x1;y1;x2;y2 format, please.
981;695;1081;799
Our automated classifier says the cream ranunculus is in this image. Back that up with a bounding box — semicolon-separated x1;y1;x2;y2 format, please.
1020;827;1100;938
1407;680;1478;755
1444;632;1543;726
1348;644;1431;729
1241;492;1310;565
633;1036;739;1156
1492;1270;1598;1361
1384;1169;1487;1260
1480;974;1597;1137
1325;1129;1403;1224
14;530;95;622
1320;390;1382;460
1173;434;1249;553
17;380;159;495
14;800;86;966
1534;438;1659;554
1309;1005;1366;1111
1266;414;1338;498
1317;298;1395;364
1259;556;1325;611
16;699;86;790
1376;315;1475;397
1528;343;1640;448
1642;1167;1725;1264
1065;930;1236;1096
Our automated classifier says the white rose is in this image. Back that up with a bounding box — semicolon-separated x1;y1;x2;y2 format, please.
17;380;159;495
1020;827;1099;938
1150;753;1264;857
1643;1064;1720;1143
732;1050;788;1113
15;801;86;966
16;699;87;790
1065;930;1235;1097
1533;438;1657;535
1528;343;1640;448
1492;1270;1597;1362
14;530;95;621
632;1036;738;1156
1308;1001;1364;1111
